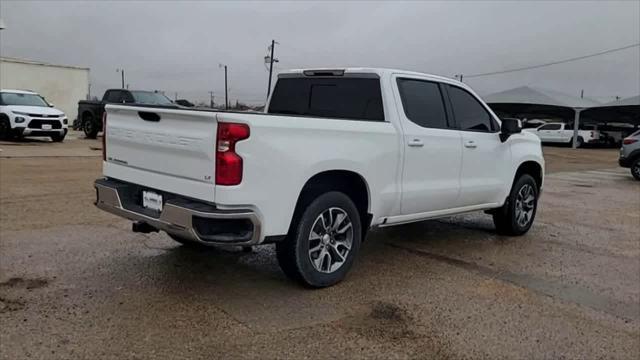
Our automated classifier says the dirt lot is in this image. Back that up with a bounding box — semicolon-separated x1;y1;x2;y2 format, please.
1;135;639;359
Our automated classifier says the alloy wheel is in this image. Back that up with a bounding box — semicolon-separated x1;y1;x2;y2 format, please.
515;184;535;228
308;207;354;274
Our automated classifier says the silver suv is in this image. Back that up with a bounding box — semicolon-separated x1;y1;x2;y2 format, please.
619;130;640;180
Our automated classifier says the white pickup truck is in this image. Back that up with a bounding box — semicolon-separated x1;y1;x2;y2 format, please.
95;68;544;287
524;122;599;147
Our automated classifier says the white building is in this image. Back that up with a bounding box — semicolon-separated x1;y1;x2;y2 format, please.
0;57;89;121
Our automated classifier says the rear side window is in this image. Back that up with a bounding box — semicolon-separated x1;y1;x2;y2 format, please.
105;91;123;103
447;86;496;132
396;78;449;129
268;78;384;121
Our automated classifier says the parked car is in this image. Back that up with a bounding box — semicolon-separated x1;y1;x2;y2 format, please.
0;89;68;142
94;68;544;287
524;122;599;147
77;89;176;138
619;130;640;180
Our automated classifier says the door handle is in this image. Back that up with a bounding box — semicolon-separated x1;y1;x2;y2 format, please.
464;140;477;149
408;139;424;147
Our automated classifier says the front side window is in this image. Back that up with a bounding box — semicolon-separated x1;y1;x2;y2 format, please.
268;77;384;121
396;79;449;129
447;86;495;132
0;92;49;107
539;124;561;130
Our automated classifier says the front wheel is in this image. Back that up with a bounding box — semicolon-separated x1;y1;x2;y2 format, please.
50;133;66;142
0;117;10;140
631;158;640;181
276;191;362;288
493;174;539;236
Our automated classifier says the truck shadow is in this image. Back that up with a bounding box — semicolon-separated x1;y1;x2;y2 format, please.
125;213;506;291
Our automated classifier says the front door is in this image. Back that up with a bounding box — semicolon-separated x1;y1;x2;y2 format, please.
445;85;509;207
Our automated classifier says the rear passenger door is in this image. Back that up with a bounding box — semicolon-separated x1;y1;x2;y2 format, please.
395;77;462;215
445;85;509;207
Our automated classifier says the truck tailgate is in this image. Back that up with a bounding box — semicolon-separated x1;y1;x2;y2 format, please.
104;105;217;201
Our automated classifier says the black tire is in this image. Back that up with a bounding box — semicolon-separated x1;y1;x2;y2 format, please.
568;137;583;148
50;133;66;142
276;191;362;288
83;113;99;139
631;158;640;181
493;174;539;236
0;116;10;140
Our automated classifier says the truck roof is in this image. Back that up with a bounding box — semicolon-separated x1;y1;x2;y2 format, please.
278;67;462;85
0;89;38;95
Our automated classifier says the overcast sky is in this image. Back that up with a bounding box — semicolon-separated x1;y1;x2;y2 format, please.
1;0;638;105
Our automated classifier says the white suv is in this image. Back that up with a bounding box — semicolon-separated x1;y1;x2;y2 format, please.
0;89;68;142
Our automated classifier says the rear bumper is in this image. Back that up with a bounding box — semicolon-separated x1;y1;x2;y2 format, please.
94;178;262;246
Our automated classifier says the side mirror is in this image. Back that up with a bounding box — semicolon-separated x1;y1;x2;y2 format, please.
48;103;54;108
500;118;521;142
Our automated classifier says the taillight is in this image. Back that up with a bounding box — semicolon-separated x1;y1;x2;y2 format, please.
102;112;107;161
590;131;595;138
623;138;638;145
216;122;250;185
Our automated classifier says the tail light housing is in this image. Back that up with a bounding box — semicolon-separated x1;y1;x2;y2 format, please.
623;138;638;145
102;112;107;161
216;122;250;185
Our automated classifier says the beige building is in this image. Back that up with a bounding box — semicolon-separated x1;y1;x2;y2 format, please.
0;57;89;121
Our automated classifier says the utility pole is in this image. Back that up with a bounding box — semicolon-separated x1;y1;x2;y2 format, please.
116;68;125;89
455;74;463;82
266;40;279;99
174;92;178;101
580;89;584;99
219;64;228;110
209;91;215;108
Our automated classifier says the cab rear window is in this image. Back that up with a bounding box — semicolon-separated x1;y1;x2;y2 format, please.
268;77;384;121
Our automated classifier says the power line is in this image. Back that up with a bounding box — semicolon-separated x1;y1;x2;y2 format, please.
463;43;640;79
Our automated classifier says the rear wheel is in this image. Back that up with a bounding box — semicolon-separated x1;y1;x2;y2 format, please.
570;136;584;148
276;191;361;288
631;158;640;181
493;174;539;236
83;113;98;139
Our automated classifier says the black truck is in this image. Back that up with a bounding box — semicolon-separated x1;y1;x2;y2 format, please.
77;89;176;138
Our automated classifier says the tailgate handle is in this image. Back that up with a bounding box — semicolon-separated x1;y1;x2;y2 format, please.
138;111;161;122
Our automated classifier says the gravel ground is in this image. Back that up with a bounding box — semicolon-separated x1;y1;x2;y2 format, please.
1;136;638;359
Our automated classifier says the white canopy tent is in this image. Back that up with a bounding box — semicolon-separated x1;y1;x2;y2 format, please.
602;95;640;107
483;86;601;108
483;86;603;148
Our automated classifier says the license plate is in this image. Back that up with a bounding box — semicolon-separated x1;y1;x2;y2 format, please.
142;191;163;212
42;124;52;130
